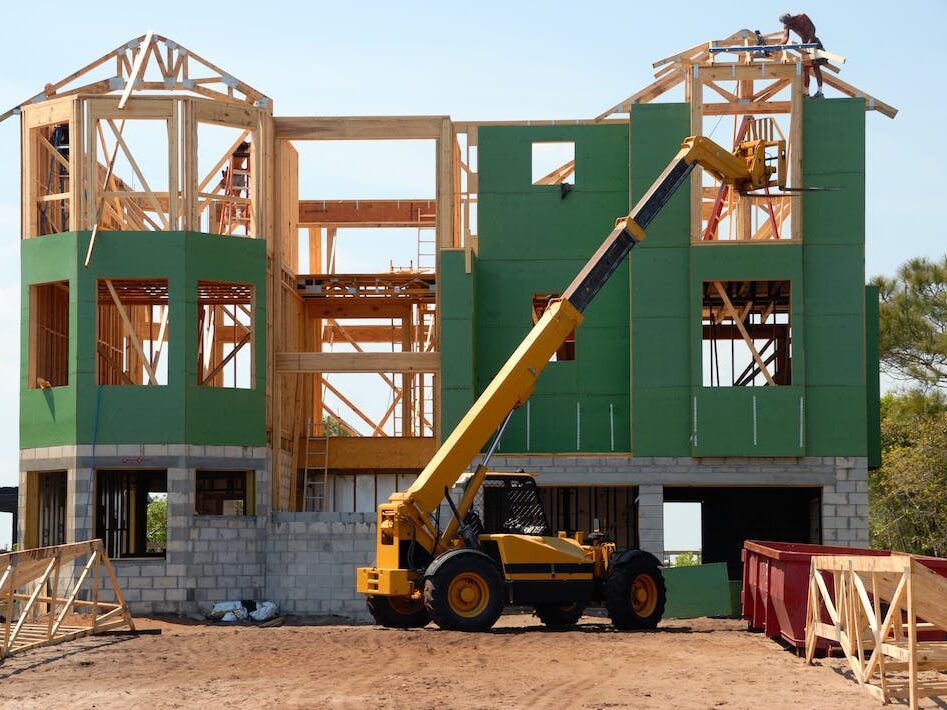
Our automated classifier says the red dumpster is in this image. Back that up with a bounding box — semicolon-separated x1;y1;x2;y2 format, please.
741;540;947;649
742;541;886;649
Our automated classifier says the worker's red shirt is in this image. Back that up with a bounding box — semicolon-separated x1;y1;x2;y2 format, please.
783;13;817;43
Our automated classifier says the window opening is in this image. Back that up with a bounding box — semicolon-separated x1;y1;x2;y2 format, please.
702;280;791;386
531;142;575;185
94;469;167;558
29;281;69;389
96;279;169;385
196;470;254;515
198;281;254;388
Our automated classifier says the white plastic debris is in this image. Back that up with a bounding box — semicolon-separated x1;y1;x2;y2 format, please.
208;601;248;621
249;601;278;622
208;600;278;622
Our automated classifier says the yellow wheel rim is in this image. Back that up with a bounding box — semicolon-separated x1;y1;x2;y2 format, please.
447;572;490;618
631;573;658;617
388;595;423;616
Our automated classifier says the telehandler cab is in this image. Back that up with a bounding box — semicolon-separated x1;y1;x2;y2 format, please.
356;134;786;631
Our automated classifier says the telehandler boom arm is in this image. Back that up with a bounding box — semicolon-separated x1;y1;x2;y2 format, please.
399;136;782;516
360;135;784;595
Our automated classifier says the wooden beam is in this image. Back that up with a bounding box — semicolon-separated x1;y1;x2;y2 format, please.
305;300;426;320
821;74;898;119
702;101;792;116
273;116;447;140
118;31;155;110
276;351;439;373
306;436;437;469
435;117;455;249
298;199;435;228
103;279;158;385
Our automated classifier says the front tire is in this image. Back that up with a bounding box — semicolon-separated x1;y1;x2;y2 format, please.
423;552;505;632
605;558;666;630
366;595;430;628
535;602;585;628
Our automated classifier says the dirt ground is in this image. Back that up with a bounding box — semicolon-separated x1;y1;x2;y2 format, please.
0;613;930;709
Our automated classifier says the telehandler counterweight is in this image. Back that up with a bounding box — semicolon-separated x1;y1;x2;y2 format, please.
356;135;786;631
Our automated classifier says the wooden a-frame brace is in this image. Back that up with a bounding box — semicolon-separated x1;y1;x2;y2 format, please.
805;554;947;709
0;540;135;659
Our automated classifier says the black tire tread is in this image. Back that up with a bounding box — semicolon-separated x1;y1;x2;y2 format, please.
423;552;505;632
605;557;666;630
535;602;586;627
366;595;430;628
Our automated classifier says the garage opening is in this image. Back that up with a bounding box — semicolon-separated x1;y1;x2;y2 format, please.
664;486;820;579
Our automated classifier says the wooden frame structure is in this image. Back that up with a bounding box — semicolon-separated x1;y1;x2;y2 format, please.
270;117;455;510
12;30;897;513
0;540;135;658
595;29;896;247
805;554;947;709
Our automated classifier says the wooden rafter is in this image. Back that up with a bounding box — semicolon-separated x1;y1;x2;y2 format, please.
594;28;897;121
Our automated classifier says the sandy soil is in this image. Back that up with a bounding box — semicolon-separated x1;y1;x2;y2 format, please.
0;613;924;709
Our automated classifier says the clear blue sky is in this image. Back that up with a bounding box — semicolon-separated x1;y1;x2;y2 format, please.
0;1;942;548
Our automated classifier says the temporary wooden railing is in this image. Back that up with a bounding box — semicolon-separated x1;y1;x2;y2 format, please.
0;540;135;659
805;554;947;709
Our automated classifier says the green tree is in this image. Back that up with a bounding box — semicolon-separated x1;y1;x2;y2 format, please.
871;391;947;556
322;414;351;437
673;551;700;567
146;495;167;553
874;257;947;386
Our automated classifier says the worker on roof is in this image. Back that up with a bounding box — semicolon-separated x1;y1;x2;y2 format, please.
779;12;826;99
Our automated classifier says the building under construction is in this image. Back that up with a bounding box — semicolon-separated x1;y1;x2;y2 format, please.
13;30;894;616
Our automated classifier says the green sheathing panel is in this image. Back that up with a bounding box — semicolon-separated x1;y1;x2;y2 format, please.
20;231;266;448
802;99;867;455
690;243;805;456
476;124;630;453
865;286;881;468
20;233;79;447
662;562;732;619
439;248;476;440
629;104;691;455
182;233;267;445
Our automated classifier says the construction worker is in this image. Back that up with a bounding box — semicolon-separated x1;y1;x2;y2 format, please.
779;12;826;98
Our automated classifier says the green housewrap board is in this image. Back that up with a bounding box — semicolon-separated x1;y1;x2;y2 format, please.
662;562;733;619
438;100;877;458
20;230;267;449
472;124;631;454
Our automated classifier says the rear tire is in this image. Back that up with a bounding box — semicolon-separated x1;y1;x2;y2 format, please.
423;552;505;632
366;595;430;628
605;557;666;630
535;602;585;628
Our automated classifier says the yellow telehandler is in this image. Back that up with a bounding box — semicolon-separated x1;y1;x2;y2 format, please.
356;134;786;631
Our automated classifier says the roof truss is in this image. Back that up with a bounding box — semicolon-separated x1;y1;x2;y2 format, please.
1;31;271;123
595;29;896;121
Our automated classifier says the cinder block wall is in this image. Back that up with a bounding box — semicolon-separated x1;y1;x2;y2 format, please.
265;513;375;621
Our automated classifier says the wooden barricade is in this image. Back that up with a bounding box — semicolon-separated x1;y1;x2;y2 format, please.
805;554;947;709
0;539;135;658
